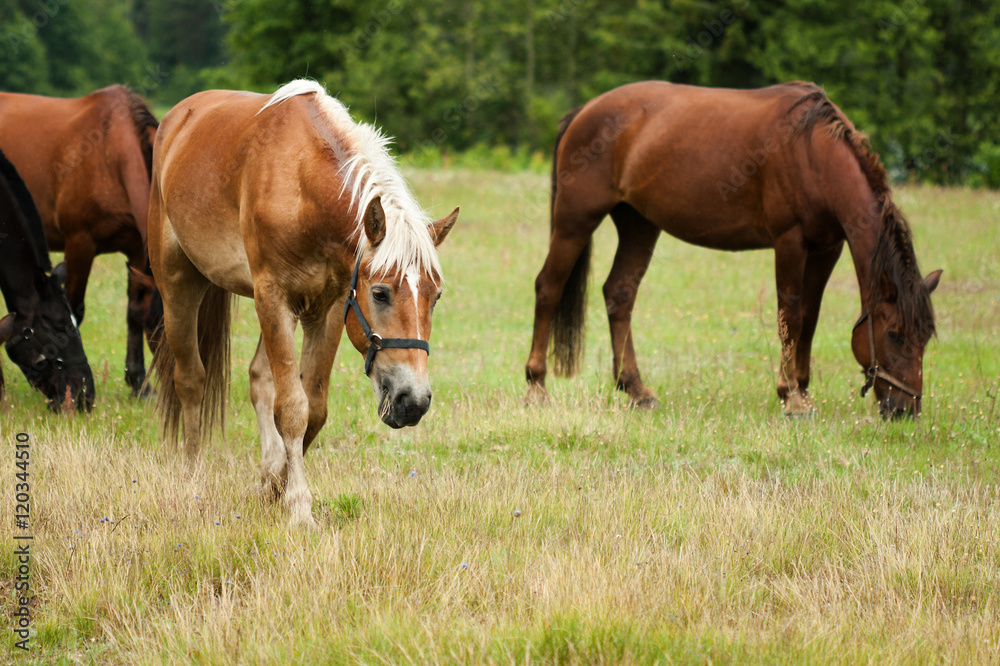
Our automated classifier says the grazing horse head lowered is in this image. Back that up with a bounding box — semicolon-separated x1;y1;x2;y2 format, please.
0;150;94;410
149;79;458;526
342;196;456;428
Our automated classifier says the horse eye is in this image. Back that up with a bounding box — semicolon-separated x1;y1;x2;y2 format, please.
372;288;390;303
433;293;442;308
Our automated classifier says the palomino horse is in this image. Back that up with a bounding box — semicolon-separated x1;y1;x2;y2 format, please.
149;80;459;526
0;85;161;395
0;149;94;410
525;81;941;419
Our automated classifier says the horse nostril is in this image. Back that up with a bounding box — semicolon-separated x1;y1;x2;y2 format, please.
392;390;431;420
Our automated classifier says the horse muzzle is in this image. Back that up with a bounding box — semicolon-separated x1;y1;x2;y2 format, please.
378;384;431;429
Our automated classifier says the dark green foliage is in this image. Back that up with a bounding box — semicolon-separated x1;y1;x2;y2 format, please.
2;0;998;186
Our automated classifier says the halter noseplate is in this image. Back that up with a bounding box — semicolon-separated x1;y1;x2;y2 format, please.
853;311;921;400
343;253;430;377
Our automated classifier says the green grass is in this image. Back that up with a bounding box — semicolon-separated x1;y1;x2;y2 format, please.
1;171;998;664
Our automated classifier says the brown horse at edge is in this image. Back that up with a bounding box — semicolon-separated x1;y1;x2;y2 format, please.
0;86;161;395
525;81;941;419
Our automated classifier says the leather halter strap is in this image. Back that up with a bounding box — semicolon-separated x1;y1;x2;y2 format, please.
853;311;921;400
343;253;429;377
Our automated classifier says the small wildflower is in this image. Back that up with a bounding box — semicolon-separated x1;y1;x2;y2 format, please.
513;510;522;518
460;562;469;569
409;470;417;478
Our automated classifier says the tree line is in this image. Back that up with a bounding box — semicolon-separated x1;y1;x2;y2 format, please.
1;0;997;186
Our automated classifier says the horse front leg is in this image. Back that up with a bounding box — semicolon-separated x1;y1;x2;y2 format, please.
774;232;809;416
794;244;844;399
255;283;314;527
61;234;96;326
299;304;343;455
249;335;286;501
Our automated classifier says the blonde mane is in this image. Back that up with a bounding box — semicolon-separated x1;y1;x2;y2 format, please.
259;80;441;278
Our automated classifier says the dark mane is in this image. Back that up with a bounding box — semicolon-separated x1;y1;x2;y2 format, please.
123;87;159;178
787;86;935;338
0;148;51;272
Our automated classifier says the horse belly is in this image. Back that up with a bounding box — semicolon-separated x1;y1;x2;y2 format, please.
633;194;775;251
186;239;254;298
164;208;254;298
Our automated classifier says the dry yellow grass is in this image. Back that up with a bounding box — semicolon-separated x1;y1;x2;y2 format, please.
2;175;999;663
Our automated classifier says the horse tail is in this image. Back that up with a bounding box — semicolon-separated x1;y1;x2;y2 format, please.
550;106;590;377
153;285;232;445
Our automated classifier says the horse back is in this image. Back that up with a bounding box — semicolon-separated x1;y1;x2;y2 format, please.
152;90;351;298
557;81;852;250
0;87;155;250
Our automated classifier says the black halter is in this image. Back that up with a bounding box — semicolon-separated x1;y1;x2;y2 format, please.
853;311;921;400
343;253;430;377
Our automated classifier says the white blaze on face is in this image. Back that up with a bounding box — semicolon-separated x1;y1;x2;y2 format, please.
405;272;421;339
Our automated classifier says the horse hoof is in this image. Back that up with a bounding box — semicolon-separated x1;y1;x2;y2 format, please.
782;391;814;418
289;512;317;529
126;372;150;398
259;480;284;503
631;396;660;410
524;384;550;407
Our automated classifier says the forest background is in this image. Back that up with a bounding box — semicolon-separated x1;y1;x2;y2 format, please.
1;0;998;186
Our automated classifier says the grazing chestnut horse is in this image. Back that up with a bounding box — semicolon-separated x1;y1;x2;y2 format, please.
0;85;161;395
525;81;941;419
150;80;459;526
0;149;94;410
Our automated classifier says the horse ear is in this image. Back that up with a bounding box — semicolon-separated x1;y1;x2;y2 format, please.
0;313;15;344
923;269;942;294
52;262;68;287
363;196;386;248
430;207;459;247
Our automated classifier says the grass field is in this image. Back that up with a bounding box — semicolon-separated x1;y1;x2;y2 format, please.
2;170;999;664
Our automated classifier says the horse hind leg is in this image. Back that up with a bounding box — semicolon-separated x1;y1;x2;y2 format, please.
605;204;660;408
249;334;287;500
156;247;212;464
524;206;607;404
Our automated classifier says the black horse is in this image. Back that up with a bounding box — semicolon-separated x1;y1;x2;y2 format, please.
0;149;95;411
